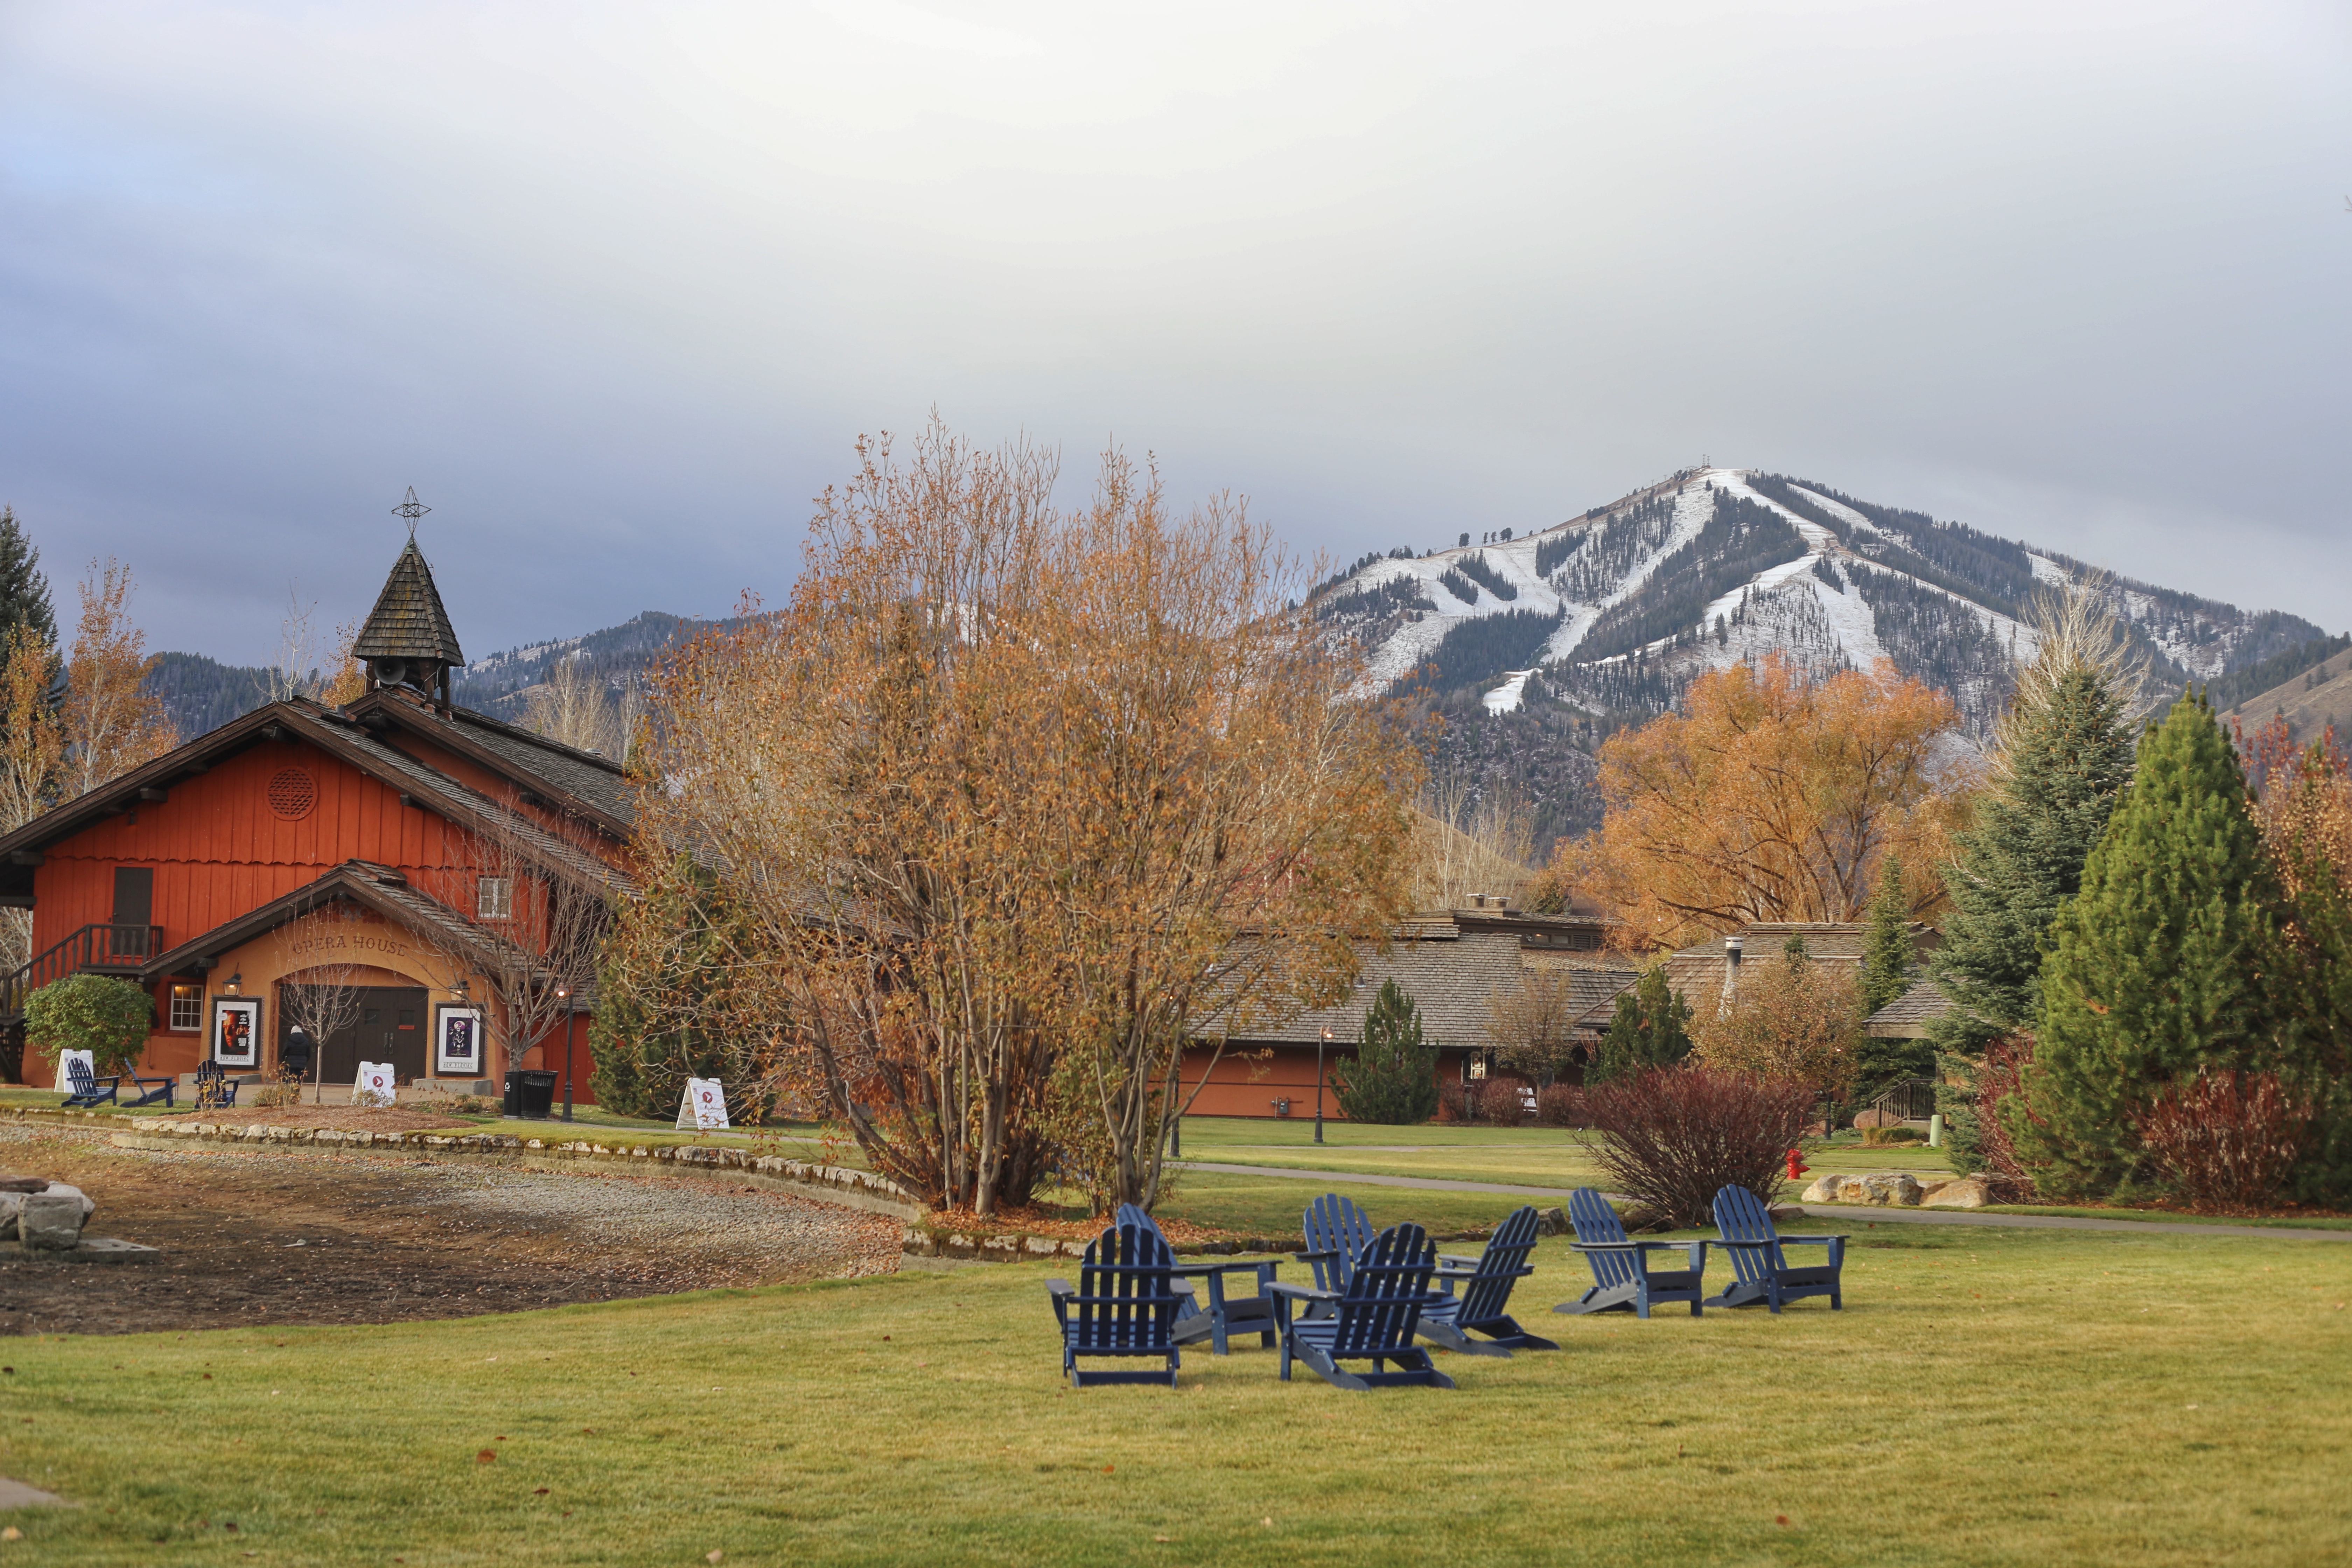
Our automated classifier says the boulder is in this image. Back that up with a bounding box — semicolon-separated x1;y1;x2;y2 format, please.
0;1191;20;1240
1800;1174;1844;1204
21;1183;94;1250
1534;1206;1569;1237
1856;1172;1925;1208
1921;1176;1995;1209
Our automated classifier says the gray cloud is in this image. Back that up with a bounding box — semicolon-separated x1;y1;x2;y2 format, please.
2;0;2346;663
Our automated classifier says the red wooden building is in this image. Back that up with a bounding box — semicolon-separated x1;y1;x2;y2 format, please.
0;537;634;1101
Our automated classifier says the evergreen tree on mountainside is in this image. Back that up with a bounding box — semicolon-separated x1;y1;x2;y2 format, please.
2012;693;2286;1199
0;508;55;651
1592;966;1693;1084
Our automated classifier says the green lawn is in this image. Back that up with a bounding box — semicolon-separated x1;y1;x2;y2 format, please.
9;1224;2348;1565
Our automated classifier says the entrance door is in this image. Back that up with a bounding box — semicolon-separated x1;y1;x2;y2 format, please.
111;867;154;959
303;987;429;1086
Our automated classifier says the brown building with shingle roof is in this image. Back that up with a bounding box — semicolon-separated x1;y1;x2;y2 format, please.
1177;899;1638;1120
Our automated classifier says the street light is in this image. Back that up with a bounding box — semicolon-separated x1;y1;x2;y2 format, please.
1317;1027;1331;1145
556;985;575;1123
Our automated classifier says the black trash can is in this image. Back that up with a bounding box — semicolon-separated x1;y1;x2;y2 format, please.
503;1070;526;1118
517;1069;559;1120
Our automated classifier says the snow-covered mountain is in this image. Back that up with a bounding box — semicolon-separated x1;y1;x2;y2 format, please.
1314;466;2330;851
1318;466;2322;733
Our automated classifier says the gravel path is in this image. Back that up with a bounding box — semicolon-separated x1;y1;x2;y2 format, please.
0;1124;903;1335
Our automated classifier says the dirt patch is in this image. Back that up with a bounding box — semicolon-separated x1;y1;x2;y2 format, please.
172;1106;483;1133
0;1123;901;1337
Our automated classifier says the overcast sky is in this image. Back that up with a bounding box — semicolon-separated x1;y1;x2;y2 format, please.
3;1;2346;665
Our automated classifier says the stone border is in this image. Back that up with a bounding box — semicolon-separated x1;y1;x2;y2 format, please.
2;1104;925;1220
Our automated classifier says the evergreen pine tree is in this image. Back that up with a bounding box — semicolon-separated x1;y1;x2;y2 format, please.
1929;658;2135;1169
1334;978;1441;1125
2015;693;2284;1198
0;508;54;649
1591;965;1693;1083
1860;857;1914;1014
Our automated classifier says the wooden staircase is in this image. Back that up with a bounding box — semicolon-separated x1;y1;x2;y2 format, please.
0;923;163;1083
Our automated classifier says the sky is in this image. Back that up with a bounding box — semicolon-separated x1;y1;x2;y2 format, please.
2;0;2347;665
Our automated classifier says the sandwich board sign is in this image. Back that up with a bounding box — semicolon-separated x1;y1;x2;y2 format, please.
60;1049;97;1089
354;1062;396;1108
677;1078;730;1132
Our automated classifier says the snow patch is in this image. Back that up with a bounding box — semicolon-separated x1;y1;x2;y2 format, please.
1482;670;1537;714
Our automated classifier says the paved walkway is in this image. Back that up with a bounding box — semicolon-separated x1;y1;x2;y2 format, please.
1796;1205;2352;1242
1172;1161;2352;1241
1171;1160;1582;1198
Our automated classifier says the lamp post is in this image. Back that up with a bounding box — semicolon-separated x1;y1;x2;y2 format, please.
1316;1027;1331;1145
557;986;575;1123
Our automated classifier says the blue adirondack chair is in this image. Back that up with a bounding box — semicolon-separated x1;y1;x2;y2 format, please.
1555;1186;1709;1318
1046;1223;1188;1388
1706;1185;1848;1313
122;1069;175;1108
61;1058;120;1108
1296;1192;1378;1293
1115;1203;1279;1355
194;1060;252;1111
1421;1204;1557;1353
1267;1223;1456;1391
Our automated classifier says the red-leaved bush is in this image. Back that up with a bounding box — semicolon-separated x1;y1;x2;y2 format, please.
1534;1083;1585;1127
2132;1069;2315;1209
1583;1067;1817;1228
1975;1031;2040;1197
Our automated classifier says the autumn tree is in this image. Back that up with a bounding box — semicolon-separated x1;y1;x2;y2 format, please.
639;422;1416;1216
59;559;176;800
1688;939;1863;1105
1550;656;1968;953
527;654;635;761
1486;967;1586;1085
0;626;63;974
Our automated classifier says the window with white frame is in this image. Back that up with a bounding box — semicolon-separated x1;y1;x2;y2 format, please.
168;983;202;1031
477;876;513;920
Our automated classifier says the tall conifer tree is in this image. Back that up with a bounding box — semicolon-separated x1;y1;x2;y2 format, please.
1860;856;1915;1014
2015;693;2283;1198
1592;966;1693;1083
0;508;53;650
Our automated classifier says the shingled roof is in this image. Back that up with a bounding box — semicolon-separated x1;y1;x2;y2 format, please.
1864;975;1954;1038
1213;910;1638;1052
353;539;465;666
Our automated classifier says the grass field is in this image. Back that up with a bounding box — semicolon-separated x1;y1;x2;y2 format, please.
8;1221;2349;1566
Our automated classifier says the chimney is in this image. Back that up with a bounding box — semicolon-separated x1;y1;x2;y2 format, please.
1471;893;1486;909
1722;935;1744;1014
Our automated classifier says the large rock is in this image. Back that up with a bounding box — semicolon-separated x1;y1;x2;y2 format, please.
1535;1206;1568;1237
20;1182;94;1250
0;1191;20;1240
1920;1176;1995;1209
1802;1172;1926;1206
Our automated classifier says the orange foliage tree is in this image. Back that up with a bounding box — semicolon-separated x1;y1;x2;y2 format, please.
639;422;1417;1215
1549;655;1969;952
60;558;176;800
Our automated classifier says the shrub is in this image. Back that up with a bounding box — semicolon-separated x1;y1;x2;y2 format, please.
1533;1083;1584;1127
1978;1031;2041;1194
1861;1125;1925;1146
25;973;153;1077
1334;979;1440;1125
1689;945;1863;1104
1584;1067;1817;1228
1436;1080;1466;1123
1466;1079;1530;1126
2132;1070;2315;1209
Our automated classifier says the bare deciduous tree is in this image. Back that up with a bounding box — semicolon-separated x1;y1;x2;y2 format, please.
418;799;616;1086
276;904;368;1104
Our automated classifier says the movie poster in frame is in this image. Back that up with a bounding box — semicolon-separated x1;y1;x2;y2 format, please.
434;1003;484;1077
211;996;261;1068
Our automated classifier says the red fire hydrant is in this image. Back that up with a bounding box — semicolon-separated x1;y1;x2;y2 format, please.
1785;1147;1809;1181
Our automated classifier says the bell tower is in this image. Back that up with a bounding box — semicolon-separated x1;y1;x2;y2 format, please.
351;488;465;713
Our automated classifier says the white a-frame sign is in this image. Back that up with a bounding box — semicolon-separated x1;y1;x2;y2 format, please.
676;1077;730;1131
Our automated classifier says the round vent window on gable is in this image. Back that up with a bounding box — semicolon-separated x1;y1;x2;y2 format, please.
266;767;317;821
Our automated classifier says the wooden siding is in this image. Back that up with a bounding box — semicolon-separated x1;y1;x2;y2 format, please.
30;739;471;959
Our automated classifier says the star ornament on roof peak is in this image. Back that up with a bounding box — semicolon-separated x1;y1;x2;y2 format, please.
393;486;431;541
